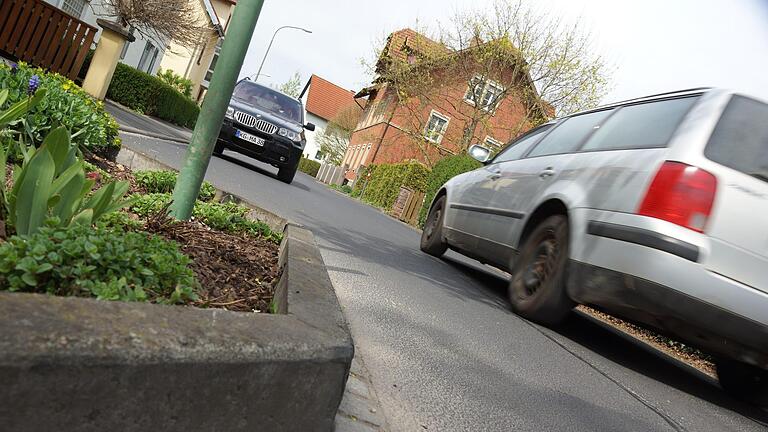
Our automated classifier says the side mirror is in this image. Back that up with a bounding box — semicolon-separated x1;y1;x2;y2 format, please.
304;122;316;131
468;144;492;163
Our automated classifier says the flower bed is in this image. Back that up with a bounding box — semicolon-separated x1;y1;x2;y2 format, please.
0;83;281;313
0;62;121;160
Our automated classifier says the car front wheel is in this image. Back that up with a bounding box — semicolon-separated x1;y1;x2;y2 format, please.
508;215;574;325
277;163;298;184
420;195;448;257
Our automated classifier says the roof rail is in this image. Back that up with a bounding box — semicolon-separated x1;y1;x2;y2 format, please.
612;87;712;105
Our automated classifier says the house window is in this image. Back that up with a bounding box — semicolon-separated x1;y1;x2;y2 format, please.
119;26;134;60
203;40;222;85
137;42;159;73
61;0;87;18
424;110;449;144
464;75;504;111
484;136;504;150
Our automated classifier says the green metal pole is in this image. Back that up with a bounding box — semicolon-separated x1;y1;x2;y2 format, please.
170;0;266;220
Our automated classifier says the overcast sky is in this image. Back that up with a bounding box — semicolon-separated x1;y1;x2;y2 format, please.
239;0;768;106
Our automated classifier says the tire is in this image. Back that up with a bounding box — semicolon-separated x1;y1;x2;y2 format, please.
420;195;448;257
716;359;768;407
508;215;574;325
212;141;225;156
277;163;298;184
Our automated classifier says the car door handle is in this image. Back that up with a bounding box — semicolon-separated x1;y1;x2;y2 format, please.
539;168;556;178
487;167;502;180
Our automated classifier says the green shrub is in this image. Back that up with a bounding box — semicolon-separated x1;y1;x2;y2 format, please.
0;224;198;304
298;157;321;177
129;193;281;242
0;62;121;159
358;161;429;210
4;126;131;236
157;68;193;98
134;170;215;201
418;154;481;226
107;63;200;129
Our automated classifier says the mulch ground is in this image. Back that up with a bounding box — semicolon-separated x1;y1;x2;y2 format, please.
87;154;282;313
144;216;281;313
577;305;717;376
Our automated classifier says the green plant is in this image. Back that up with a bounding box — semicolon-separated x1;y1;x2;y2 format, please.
97;210;143;231
0;224;198;304
418;154;481;226
298;157;321;177
107;63;200;128
0;63;121;160
356;161;429;209
156;68;193;98
3;126;131;235
134;169;215;200
128;194;281;242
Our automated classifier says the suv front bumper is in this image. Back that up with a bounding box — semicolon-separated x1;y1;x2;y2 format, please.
217;120;302;168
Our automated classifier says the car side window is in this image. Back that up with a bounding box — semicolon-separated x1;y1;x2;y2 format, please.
493;126;551;164
581;97;699;151
527;109;614;158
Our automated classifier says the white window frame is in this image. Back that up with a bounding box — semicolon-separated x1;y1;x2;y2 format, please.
424;110;450;144
202;39;223;88
59;0;88;18
464;75;505;112
484;136;504;150
137;41;159;73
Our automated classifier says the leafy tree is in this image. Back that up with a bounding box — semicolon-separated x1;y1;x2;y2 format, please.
277;72;303;98
315;105;361;165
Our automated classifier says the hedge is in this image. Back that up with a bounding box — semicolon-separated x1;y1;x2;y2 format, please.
418;154;481;227
298;157;321;177
106;63;200;129
357;161;429;210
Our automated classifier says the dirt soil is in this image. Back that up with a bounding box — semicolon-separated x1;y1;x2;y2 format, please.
86;153;145;194
578;305;717;377
146;217;281;313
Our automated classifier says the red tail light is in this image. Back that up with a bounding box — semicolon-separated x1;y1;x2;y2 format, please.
637;161;717;233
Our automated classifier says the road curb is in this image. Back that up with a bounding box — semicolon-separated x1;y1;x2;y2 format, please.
0;226;353;432
119;126;190;144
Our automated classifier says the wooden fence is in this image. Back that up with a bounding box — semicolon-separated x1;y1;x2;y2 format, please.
0;0;97;79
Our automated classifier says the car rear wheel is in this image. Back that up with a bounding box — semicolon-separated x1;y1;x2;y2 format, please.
508;215;574;325
717;359;768;407
420;196;448;257
277;163;297;184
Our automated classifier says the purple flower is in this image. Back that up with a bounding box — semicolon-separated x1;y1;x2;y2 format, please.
27;75;39;95
9;62;17;75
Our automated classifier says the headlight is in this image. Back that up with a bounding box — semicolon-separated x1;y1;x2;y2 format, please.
278;128;301;142
225;107;235;119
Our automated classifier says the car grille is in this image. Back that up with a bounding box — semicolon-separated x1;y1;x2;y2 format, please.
234;112;278;135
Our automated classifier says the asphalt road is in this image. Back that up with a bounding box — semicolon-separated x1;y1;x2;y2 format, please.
120;132;768;432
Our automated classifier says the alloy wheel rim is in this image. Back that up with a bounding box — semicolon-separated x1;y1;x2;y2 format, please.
520;230;558;298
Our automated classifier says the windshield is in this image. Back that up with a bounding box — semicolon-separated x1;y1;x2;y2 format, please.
232;81;303;123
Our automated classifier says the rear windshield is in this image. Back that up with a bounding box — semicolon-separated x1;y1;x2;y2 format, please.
705;95;768;183
232;81;303;123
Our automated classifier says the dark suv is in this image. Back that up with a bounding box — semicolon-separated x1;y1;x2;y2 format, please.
215;80;315;183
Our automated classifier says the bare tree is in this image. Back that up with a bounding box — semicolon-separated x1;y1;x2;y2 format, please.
315;105;361;165
366;0;611;157
100;0;214;49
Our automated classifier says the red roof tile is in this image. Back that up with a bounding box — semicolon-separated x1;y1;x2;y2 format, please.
305;75;358;122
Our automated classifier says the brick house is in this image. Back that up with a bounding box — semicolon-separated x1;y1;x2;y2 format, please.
342;28;550;180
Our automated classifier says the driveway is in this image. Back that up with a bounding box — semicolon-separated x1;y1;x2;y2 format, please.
119;131;768;431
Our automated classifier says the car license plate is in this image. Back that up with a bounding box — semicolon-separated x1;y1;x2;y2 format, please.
235;129;264;146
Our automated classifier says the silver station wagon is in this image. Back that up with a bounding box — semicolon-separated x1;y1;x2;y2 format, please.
420;88;768;405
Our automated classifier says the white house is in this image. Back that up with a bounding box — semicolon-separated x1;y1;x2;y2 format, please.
299;74;359;162
42;0;168;75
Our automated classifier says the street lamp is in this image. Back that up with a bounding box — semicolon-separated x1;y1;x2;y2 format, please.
254;26;312;80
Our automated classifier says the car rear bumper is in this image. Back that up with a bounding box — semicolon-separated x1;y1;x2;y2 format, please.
217;121;301;168
569;208;768;368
